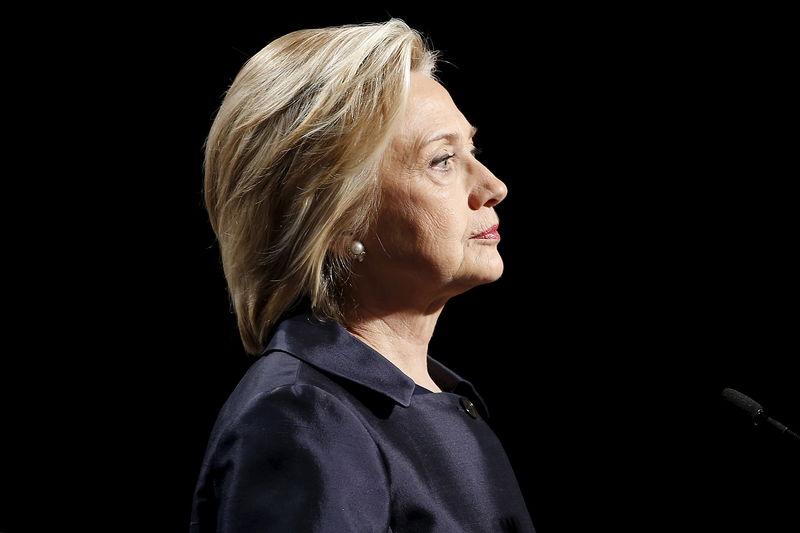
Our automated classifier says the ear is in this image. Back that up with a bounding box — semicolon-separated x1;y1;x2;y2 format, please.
328;231;354;257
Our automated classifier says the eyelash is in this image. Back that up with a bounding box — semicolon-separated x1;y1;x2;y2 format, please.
431;146;482;171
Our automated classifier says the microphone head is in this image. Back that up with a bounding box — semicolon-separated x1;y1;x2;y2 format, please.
721;387;764;421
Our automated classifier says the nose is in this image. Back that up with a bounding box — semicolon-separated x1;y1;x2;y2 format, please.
469;161;508;210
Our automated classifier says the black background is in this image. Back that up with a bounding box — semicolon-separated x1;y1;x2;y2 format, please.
3;5;797;532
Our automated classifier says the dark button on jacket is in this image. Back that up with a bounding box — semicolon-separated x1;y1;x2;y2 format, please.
190;313;535;532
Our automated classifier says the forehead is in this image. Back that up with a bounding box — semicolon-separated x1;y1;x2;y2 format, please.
400;73;475;145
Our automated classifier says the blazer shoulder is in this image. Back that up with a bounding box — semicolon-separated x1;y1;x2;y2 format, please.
226;351;356;411
193;363;391;531
210;352;370;444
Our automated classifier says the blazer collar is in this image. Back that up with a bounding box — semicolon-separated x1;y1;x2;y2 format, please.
260;313;489;416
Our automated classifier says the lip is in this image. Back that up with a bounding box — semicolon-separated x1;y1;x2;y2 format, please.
469;224;500;240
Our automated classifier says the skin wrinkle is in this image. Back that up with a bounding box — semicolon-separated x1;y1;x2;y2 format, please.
343;72;508;392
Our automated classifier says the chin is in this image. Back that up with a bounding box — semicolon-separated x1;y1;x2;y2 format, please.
482;251;505;280
481;262;504;284
462;256;505;288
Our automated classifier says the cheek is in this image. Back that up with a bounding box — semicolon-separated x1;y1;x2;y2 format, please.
381;193;465;258
408;192;465;248
419;206;457;242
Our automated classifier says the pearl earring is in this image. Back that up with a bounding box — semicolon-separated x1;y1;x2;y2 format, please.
350;240;366;262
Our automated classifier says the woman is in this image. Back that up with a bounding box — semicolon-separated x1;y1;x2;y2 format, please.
190;18;535;532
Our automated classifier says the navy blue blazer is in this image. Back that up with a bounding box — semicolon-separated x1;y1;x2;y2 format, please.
190;313;535;532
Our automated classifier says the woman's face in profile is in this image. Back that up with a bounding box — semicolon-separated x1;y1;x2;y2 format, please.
362;72;508;300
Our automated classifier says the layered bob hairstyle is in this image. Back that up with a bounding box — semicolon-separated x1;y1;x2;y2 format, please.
203;19;441;355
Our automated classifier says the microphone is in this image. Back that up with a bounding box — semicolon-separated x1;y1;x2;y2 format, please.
721;388;800;443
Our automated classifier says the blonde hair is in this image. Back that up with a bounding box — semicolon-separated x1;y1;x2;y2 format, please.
203;18;440;355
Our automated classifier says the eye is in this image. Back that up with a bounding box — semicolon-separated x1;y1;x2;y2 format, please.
431;152;455;171
429;145;482;172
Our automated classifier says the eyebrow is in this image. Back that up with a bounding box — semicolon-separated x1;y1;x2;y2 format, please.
423;124;478;147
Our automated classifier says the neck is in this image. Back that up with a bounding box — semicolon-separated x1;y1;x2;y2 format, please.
344;303;446;393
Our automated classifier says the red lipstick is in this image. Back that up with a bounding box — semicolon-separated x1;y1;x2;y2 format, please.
470;224;500;240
